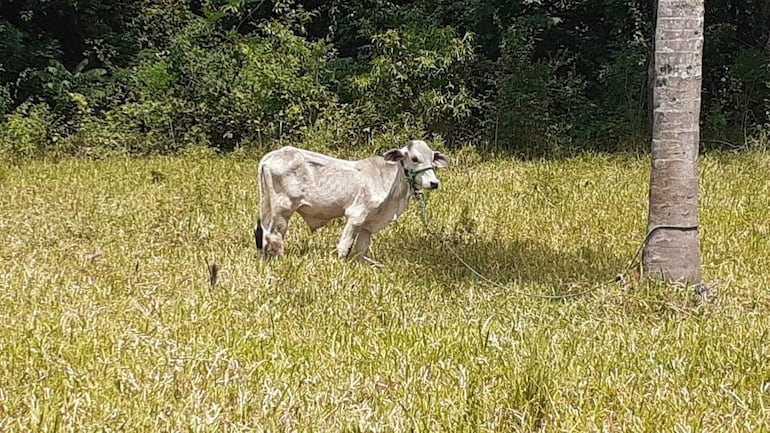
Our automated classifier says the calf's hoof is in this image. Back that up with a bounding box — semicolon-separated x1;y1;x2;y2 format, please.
264;233;285;257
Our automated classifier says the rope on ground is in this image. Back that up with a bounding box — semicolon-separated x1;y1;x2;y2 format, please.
414;192;698;300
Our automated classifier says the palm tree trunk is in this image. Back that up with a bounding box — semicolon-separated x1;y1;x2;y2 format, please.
642;0;704;283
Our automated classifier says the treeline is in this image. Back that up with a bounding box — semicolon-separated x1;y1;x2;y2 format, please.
1;0;768;158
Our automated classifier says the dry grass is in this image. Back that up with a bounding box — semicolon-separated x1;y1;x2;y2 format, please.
0;150;768;432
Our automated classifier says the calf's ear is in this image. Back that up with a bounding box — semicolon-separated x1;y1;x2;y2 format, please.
433;152;450;168
383;148;405;162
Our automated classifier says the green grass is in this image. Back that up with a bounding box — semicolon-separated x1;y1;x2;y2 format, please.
0;151;769;432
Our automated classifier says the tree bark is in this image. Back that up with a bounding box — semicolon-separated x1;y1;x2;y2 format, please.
642;0;703;283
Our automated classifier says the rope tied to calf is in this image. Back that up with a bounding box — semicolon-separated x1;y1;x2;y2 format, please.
413;191;699;300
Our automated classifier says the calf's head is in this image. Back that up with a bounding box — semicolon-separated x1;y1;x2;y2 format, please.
384;140;450;190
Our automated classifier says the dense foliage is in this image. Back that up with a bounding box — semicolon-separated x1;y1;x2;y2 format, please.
1;0;768;157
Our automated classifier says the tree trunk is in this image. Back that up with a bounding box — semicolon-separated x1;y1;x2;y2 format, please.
642;0;703;283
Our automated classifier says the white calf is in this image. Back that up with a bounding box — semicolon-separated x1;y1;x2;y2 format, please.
254;140;450;259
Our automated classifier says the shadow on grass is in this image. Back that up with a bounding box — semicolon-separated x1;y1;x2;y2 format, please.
388;231;627;293
248;216;628;297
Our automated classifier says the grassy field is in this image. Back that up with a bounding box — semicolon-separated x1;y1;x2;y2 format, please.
0;149;768;432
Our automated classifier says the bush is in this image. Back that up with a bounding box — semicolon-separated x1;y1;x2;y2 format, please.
347;25;477;140
589;39;651;148
230;21;338;145
35;59;111;136
494;27;588;157
118;19;340;150
0;102;53;160
0;84;10;116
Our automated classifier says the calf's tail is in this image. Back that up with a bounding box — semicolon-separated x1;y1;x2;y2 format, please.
254;162;270;251
255;161;286;256
254;219;264;250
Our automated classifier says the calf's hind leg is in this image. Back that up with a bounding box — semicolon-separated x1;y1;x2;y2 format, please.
260;206;294;257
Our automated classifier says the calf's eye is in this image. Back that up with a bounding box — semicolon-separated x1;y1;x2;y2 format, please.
411;156;420;163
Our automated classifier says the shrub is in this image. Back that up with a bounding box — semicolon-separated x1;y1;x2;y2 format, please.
115;19;339;151
0;84;10;115
0;102;53;160
347;25;477;140
494;27;588;157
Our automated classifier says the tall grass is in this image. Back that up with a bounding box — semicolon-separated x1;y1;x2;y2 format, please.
0;151;768;432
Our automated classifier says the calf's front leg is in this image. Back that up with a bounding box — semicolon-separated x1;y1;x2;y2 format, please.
352;229;383;266
352;229;372;258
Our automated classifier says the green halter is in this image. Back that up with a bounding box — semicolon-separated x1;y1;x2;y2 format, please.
404;166;436;189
